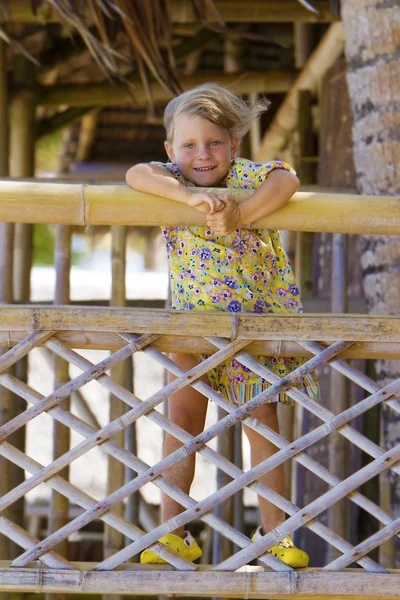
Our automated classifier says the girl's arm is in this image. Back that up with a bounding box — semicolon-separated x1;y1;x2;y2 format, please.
126;163;224;214
206;169;299;234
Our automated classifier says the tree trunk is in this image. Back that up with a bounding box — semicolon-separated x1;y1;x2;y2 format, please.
341;0;400;568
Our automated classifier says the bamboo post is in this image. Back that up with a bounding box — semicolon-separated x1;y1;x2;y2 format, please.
104;226;127;593
0;37;13;600
249;93;261;160
328;233;349;561
8;54;36;564
48;226;71;565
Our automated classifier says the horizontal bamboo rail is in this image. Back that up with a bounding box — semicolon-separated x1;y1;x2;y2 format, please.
2;307;400;341
2;1;338;24
0;567;399;598
1;181;400;233
3;330;400;358
0;312;399;595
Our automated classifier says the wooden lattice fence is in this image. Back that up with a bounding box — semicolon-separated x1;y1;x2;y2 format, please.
1;183;400;597
0;308;399;597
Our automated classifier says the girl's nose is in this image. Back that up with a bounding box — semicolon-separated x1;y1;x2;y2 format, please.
197;146;211;158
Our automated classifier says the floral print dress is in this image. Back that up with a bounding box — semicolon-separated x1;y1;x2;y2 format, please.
153;157;319;406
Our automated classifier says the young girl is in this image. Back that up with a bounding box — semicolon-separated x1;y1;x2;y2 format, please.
126;83;318;568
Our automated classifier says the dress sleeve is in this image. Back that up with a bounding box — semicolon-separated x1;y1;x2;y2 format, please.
249;160;297;189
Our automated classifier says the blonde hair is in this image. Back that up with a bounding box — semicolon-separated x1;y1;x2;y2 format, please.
164;83;270;142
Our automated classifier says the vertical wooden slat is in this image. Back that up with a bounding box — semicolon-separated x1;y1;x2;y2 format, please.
104;225;127;599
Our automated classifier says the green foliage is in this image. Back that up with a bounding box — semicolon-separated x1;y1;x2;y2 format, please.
33;223;55;265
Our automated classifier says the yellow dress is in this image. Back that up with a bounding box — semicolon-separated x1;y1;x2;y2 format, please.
153;157;319;406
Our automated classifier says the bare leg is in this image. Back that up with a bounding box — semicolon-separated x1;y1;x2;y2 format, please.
161;352;209;538
242;402;285;533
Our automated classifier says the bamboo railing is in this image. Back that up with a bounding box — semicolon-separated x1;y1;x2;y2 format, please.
0;184;400;599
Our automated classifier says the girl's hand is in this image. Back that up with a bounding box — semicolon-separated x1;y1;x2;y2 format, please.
206;193;242;235
188;192;226;215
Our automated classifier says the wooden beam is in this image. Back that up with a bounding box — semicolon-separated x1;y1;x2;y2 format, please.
37;107;94;139
1;1;338;24
37;71;294;107
256;22;344;161
2;307;400;343
1;181;400;235
0;566;399;598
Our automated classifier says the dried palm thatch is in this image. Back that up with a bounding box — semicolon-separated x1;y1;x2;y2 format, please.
2;0;341;111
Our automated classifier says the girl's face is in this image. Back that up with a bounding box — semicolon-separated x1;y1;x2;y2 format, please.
164;114;239;187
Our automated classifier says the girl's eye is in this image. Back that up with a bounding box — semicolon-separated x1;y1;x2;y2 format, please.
210;141;221;146
185;143;195;149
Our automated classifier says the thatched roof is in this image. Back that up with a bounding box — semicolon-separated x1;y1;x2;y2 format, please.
2;1;341;174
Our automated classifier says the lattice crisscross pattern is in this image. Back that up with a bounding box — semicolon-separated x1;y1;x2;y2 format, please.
1;317;400;575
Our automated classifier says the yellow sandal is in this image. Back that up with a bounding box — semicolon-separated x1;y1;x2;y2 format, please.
140;531;202;564
253;527;309;568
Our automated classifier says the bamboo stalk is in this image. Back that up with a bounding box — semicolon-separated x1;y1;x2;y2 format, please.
4;330;400;359
0;516;72;569
49;225;71;571
3;0;337;23
0;39;12;590
2;181;400;234
0;330;55;374
8;56;36;566
0;568;399;598
324;514;400;571
328;233;349;561
3;308;400;342
104;226;127;589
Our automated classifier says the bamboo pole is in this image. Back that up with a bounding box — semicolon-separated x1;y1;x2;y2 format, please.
2;0;338;24
49;225;71;574
1;567;400;598
256;22;345;161
328;233;349;561
0;37;13;600
3;181;400;234
7;55;36;566
104;226;127;591
5;330;400;359
4;307;400;342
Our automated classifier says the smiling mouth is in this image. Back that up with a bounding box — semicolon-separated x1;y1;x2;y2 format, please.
194;166;216;172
